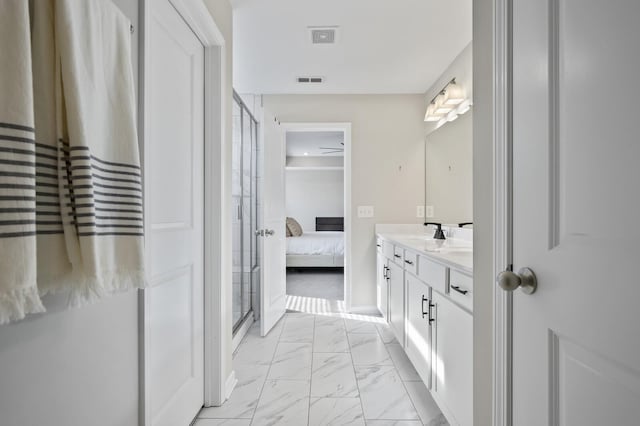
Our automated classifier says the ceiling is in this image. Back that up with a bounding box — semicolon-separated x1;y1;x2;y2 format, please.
286;131;344;157
231;0;472;94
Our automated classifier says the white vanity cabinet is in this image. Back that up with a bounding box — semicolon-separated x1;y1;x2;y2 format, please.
387;259;405;344
431;290;473;426
376;248;389;321
376;233;473;426
405;272;432;388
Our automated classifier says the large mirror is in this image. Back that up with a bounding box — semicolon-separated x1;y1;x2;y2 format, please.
423;43;473;228
424;111;473;227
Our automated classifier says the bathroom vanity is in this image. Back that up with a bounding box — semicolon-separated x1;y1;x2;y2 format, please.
376;224;473;426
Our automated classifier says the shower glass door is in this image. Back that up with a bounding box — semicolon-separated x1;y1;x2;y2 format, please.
232;92;260;333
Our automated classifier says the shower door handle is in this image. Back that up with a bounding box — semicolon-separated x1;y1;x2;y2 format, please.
255;229;265;237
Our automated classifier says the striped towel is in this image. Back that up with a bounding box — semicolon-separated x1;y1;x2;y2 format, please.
0;0;145;324
55;0;146;305
0;0;46;323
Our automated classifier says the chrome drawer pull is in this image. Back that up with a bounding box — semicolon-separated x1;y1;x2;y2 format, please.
404;260;414;265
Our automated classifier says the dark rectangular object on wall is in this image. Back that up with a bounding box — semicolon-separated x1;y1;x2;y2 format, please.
316;217;344;232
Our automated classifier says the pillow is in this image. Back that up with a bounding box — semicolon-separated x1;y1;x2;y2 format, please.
286;217;303;237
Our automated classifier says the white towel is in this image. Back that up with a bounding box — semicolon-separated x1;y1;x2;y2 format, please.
54;0;146;304
0;0;145;323
30;0;75;295
0;0;45;324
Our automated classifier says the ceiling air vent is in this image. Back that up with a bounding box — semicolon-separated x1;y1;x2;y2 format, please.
297;76;324;84
308;27;339;45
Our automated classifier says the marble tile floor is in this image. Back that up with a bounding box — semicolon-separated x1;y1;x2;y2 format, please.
196;298;449;426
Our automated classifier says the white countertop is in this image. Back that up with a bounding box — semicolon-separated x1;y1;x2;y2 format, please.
377;232;473;275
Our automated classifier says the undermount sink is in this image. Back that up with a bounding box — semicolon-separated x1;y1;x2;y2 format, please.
393;235;472;254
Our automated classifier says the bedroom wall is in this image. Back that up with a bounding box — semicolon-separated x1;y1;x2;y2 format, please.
263;94;426;309
286;169;344;231
0;1;139;424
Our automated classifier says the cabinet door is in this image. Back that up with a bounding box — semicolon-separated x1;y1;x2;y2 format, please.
376;252;388;321
432;291;473;426
405;273;431;389
388;260;405;345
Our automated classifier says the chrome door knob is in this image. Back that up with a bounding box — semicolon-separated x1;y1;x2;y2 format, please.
497;267;537;295
264;229;275;236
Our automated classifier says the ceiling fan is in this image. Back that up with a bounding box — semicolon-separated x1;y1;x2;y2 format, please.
319;142;344;155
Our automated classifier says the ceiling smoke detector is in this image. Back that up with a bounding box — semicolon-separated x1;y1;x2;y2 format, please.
308;27;339;45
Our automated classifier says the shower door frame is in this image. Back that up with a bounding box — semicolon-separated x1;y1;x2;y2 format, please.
231;91;260;335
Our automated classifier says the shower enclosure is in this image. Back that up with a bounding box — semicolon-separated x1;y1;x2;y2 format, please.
232;92;260;334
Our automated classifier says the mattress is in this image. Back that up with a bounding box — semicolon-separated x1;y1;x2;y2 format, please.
286;231;345;256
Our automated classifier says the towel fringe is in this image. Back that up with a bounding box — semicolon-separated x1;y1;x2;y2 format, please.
0;287;46;325
66;270;147;308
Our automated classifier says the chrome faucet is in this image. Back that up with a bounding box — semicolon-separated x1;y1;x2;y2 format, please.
424;222;446;240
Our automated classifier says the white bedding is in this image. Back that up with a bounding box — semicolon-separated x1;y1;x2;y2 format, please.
286;232;345;256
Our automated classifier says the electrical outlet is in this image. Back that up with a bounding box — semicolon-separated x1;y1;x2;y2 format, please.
357;206;374;218
416;206;425;218
426;205;435;218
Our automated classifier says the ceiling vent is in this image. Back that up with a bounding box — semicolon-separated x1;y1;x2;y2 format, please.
308;27;339;45
297;76;324;84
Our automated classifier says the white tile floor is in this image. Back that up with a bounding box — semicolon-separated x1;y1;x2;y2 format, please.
196;296;448;426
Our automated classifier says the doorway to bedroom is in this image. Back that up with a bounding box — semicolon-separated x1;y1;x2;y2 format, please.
284;128;347;313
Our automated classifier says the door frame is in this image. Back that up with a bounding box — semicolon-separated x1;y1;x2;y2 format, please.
492;0;513;425
279;122;353;310
138;0;230;423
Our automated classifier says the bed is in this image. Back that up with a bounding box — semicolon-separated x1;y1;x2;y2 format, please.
286;217;344;268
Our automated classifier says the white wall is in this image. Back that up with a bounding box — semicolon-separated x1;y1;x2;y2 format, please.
286;169;344;231
264;95;426;308
473;0;494;424
425;111;473;224
0;1;139;424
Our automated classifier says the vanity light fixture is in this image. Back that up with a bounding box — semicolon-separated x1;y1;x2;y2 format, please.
424;77;472;124
442;81;465;105
424;102;443;122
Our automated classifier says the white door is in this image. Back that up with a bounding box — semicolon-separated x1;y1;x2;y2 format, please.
259;119;286;336
509;1;640;424
143;0;205;425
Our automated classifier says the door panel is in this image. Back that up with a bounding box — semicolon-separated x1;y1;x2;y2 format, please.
259;118;286;336
405;273;431;389
388;260;404;344
512;1;640;424
144;0;205;424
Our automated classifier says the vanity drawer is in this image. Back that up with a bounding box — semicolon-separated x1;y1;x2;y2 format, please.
418;256;448;294
383;241;395;260
403;249;418;275
393;245;404;265
376;237;383;253
449;270;473;312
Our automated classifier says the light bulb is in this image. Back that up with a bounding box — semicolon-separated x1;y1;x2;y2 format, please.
442;81;465;106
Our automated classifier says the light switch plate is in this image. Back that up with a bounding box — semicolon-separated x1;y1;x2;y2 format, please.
416;206;425;218
357;205;374;218
426;205;435;218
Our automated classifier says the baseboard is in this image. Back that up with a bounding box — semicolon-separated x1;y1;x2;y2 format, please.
224;370;238;401
231;312;254;352
349;305;382;316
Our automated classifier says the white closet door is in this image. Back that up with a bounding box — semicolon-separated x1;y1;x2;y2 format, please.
143;0;205;424
510;1;640;424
